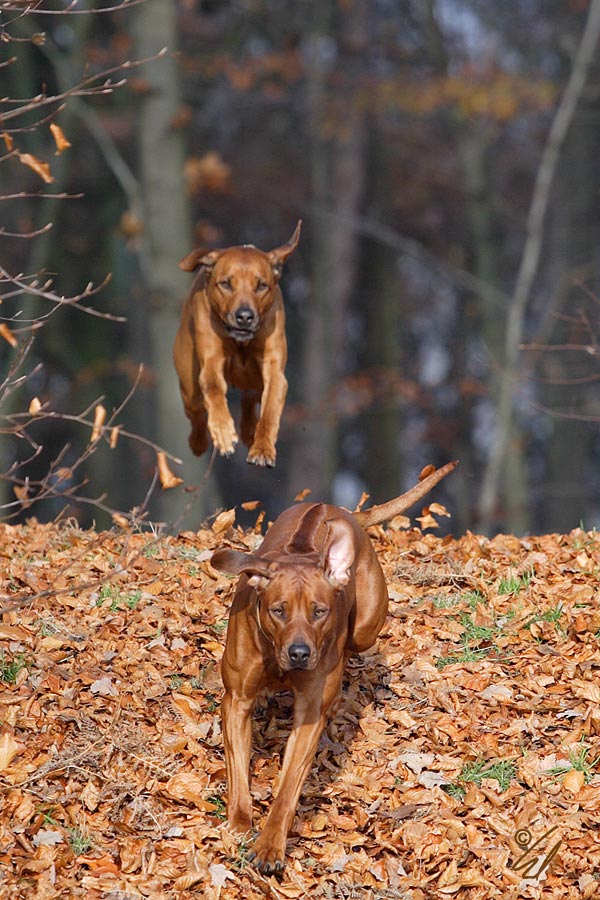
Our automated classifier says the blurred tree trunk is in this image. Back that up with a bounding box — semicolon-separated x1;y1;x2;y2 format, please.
289;0;366;500
541;99;598;530
457;128;529;535
423;0;529;534
363;125;402;504
477;0;600;534
133;0;220;528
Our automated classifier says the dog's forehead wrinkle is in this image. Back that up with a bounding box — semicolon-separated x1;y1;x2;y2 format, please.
262;564;329;601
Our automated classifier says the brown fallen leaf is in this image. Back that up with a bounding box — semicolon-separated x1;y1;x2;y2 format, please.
0;733;20;771
165;772;206;808
563;768;585;795
212;507;236;534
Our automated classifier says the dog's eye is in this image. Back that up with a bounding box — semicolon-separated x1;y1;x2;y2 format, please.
256;280;269;292
218;279;232;291
270;606;285;619
313;607;328;620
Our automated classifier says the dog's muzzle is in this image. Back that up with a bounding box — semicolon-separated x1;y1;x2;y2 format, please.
226;305;259;342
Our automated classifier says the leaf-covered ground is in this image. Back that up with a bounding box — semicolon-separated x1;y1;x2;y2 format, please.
1;513;599;899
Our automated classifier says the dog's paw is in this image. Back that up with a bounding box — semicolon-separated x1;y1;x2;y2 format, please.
209;419;239;457
248;833;285;875
247;441;276;467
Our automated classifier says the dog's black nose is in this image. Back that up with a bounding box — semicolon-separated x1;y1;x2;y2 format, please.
235;306;256;327
288;643;311;668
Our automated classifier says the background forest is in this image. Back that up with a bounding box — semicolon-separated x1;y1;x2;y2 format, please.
2;0;600;538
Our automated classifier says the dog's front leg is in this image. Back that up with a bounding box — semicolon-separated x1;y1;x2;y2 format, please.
248;667;342;873
221;689;254;833
247;358;287;467
199;357;238;456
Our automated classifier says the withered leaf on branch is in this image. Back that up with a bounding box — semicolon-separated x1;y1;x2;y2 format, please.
13;483;30;504
157;451;184;489
90;404;107;443
0;323;18;348
49;123;72;154
17;152;54;184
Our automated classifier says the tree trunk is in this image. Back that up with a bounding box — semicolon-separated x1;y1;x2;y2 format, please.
362;122;403;505
133;0;220;528
289;0;366;501
477;0;600;533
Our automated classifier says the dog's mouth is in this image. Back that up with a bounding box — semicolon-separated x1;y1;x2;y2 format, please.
225;325;258;343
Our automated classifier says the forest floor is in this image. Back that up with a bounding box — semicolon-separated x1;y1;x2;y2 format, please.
0;509;599;900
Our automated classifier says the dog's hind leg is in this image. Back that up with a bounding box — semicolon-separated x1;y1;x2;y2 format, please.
180;383;208;456
240;390;260;448
174;317;210;456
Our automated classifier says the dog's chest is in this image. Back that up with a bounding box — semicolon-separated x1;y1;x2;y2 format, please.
225;351;263;391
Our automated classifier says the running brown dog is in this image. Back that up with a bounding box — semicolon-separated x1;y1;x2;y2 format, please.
174;222;301;466
210;460;458;873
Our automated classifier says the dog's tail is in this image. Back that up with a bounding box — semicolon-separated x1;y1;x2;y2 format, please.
353;460;459;529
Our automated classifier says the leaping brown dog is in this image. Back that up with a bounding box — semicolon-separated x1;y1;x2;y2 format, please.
173;222;301;466
210;459;458;873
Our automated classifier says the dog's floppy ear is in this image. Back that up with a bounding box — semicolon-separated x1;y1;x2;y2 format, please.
178;248;221;273
211;549;274;590
267;219;302;278
323;518;355;588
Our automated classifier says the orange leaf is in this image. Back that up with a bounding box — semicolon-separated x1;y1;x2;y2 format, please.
165;771;206;808
18;152;54;183
13;484;29;503
49;123;71;154
0;733;20;771
2;132;14;151
90;404;106;443
294;487;312;502
354;491;369;512
415;512;440;530
157;451;183;489
28;396;42;414
429;502;451;517
563;769;585;795
0;323;17;348
111;512;129;528
212;507;236;534
78;856;120;875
